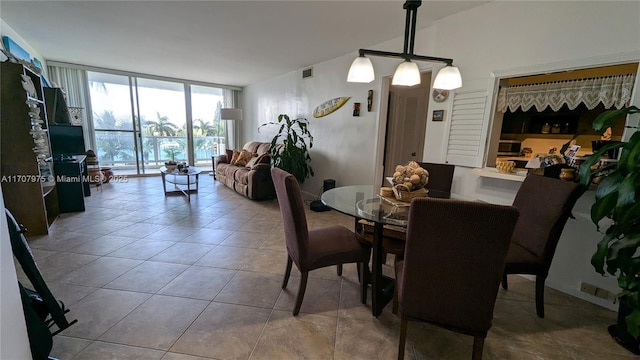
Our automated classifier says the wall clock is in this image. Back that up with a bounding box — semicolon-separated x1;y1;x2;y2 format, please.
432;89;450;103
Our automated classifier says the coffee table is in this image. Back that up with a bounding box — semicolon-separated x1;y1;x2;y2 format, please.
160;166;201;202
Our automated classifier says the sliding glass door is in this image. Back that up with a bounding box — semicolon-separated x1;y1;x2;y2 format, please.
88;73;138;175
191;85;226;168
88;71;233;175
136;78;186;174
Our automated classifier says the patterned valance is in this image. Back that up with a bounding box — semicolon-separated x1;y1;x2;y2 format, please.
497;74;636;113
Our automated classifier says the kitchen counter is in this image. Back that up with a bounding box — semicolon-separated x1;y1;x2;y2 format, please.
472;167;527;182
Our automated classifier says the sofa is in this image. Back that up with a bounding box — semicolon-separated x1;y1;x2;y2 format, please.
216;141;276;200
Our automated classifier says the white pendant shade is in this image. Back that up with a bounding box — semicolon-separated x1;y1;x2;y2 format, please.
347;56;375;83
433;65;462;90
392;60;421;86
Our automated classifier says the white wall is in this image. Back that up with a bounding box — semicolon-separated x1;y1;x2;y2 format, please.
0;183;32;360
243;1;640;310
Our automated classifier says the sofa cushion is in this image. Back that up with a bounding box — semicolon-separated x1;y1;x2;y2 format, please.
234;167;250;183
256;142;271;156
246;155;260;168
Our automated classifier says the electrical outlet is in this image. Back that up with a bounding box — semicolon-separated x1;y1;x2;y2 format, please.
581;282;617;301
580;282;597;296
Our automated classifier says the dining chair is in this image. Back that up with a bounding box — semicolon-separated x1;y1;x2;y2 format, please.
396;197;519;360
271;168;371;315
418;162;455;193
356;162;455;261
501;174;584;318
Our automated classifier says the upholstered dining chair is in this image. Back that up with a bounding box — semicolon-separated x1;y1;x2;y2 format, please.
356;162;455;260
271;168;371;315
396;197;519;360
501;174;584;318
418;162;455;193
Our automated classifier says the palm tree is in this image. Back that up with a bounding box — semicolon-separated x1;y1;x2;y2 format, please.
143;112;179;136
93;110;134;164
193;119;217;136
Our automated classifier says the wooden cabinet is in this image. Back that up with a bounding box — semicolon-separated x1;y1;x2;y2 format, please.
1;62;58;235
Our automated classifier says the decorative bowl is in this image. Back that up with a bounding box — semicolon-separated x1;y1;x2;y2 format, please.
496;160;516;173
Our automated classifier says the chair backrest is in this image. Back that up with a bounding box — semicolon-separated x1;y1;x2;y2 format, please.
419;162;455;193
271;167;309;267
399;198;519;335
511;175;584;268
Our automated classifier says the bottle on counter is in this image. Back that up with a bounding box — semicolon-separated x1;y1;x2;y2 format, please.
551;123;561;134
541;122;551;134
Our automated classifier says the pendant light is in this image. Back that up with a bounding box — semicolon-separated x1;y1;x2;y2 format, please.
347;0;462;89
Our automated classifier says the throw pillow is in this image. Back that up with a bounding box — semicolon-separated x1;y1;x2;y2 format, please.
230;150;241;165
234;150;256;166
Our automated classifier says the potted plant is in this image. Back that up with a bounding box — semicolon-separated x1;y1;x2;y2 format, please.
573;105;640;354
258;114;314;184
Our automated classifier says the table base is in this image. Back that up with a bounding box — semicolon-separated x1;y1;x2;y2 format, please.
162;173;199;202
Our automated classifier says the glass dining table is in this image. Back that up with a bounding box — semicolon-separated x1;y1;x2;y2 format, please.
321;185;465;316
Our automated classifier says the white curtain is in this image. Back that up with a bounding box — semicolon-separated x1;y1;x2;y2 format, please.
46;65;95;151
223;88;240;150
497;74;635;113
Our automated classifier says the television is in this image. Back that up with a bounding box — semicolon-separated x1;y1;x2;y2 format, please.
48;125;86;159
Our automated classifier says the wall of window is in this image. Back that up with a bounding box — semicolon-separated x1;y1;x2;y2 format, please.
48;62;240;176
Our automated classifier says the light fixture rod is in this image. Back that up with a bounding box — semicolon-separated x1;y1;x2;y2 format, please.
406;0;420;55
357;49;453;66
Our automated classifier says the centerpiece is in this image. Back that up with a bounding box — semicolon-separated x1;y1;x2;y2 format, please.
390;161;429;201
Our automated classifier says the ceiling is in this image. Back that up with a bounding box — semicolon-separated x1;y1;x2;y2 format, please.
1;1;487;88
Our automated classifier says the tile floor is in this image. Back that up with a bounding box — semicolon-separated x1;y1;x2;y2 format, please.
14;176;637;360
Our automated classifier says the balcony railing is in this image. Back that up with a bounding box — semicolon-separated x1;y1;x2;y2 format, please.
94;132;224;171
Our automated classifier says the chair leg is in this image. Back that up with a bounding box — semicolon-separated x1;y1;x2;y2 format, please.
392;282;398;315
397;315;408;360
337;264;343;276
536;275;546;318
501;273;508;290
282;256;293;289
472;336;485;360
359;262;369;304
293;272;308;316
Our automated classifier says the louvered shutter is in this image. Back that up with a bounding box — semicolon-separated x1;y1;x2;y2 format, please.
445;90;490;167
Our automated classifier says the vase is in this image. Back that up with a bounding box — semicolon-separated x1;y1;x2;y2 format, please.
609;299;640;355
559;168;575;181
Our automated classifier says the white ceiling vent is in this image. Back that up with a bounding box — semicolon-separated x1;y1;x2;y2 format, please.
302;67;313;79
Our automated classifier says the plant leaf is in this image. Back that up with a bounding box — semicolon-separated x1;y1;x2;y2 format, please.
593;106;640;134
591;191;618;226
592;232;615;274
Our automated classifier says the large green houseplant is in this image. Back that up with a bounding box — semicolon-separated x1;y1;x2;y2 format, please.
573;105;640;352
258;114;314;184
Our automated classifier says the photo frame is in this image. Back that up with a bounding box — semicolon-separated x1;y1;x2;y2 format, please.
432;110;445;121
